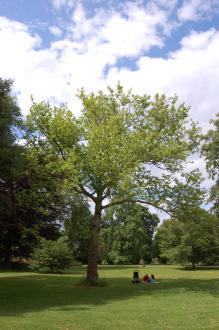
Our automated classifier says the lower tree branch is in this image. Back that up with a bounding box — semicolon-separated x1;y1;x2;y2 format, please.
74;184;96;202
102;198;173;216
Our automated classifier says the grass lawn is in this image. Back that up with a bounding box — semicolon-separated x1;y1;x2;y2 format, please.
1;264;219;330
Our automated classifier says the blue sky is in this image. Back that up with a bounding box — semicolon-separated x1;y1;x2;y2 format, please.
1;0;219;57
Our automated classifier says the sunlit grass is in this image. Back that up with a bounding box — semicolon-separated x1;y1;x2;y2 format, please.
1;265;219;329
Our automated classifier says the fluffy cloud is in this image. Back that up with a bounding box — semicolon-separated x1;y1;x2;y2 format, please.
178;0;219;21
52;0;75;10
106;28;219;132
0;16;76;114
0;4;218;132
49;25;62;37
0;3;174;113
69;2;171;56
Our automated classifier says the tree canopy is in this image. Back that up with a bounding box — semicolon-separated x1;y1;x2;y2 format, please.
155;207;219;269
0;78;25;263
101;203;159;264
64;201;92;263
0;79;67;264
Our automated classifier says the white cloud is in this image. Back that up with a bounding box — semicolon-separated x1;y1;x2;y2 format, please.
178;0;219;21
68;1;174;52
106;29;219;132
0;6;218;134
98;4;165;56
0;16;41;49
180;28;216;50
52;0;75;10
68;2;173;58
0;16;70;113
152;0;177;10
0;3;174;113
49;25;62;37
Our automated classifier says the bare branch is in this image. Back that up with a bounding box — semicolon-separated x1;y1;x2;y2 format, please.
77;184;96;201
102;188;111;200
102;198;173;216
146;161;166;171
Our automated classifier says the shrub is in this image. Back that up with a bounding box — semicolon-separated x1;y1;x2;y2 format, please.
29;237;72;273
107;251;130;265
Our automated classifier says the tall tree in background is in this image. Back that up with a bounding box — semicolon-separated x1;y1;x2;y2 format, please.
0;79;66;264
101;204;159;264
0;78;24;263
155;208;219;269
27;84;203;284
202;113;219;216
65;201;92;263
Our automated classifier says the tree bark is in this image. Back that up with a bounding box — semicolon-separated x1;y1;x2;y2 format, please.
86;202;101;284
191;261;196;270
3;234;12;265
3;249;11;265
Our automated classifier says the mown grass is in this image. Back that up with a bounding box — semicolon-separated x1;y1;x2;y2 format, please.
1;265;219;330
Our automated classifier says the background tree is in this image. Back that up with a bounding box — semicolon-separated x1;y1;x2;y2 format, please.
26;85;203;284
101;203;159;264
202;113;219;216
0;78;25;263
0;78;68;264
64;201;92;263
155;208;219;269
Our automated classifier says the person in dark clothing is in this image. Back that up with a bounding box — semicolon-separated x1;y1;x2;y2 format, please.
150;274;156;283
132;271;140;283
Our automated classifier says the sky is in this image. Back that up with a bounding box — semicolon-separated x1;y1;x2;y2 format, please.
0;0;219;213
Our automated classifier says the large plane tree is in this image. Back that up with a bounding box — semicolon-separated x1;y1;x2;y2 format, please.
26;85;203;284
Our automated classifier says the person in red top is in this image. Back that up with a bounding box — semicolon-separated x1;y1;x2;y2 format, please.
142;274;150;284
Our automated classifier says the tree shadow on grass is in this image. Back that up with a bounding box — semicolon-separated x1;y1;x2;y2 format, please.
0;275;140;317
0;272;219;317
97;265;143;271
0;265;87;276
175;266;219;271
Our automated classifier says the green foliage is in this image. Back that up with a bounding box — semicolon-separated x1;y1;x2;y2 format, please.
155;208;219;268
101;203;159;264
0;78;75;263
30;237;72;273
26;84;203;213
0;78;26;263
202;113;219;178
64;201;92;263
0;77;23;184
0;78;23;179
202;113;219;215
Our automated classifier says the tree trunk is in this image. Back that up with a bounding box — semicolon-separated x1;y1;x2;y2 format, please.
86;203;101;285
3;249;11;265
3;236;12;265
191;261;196;270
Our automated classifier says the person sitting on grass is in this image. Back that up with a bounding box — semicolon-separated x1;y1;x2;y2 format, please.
150;274;156;283
142;274;150;284
132;271;140;284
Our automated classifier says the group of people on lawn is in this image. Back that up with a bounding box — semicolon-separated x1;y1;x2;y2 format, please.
132;271;156;284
